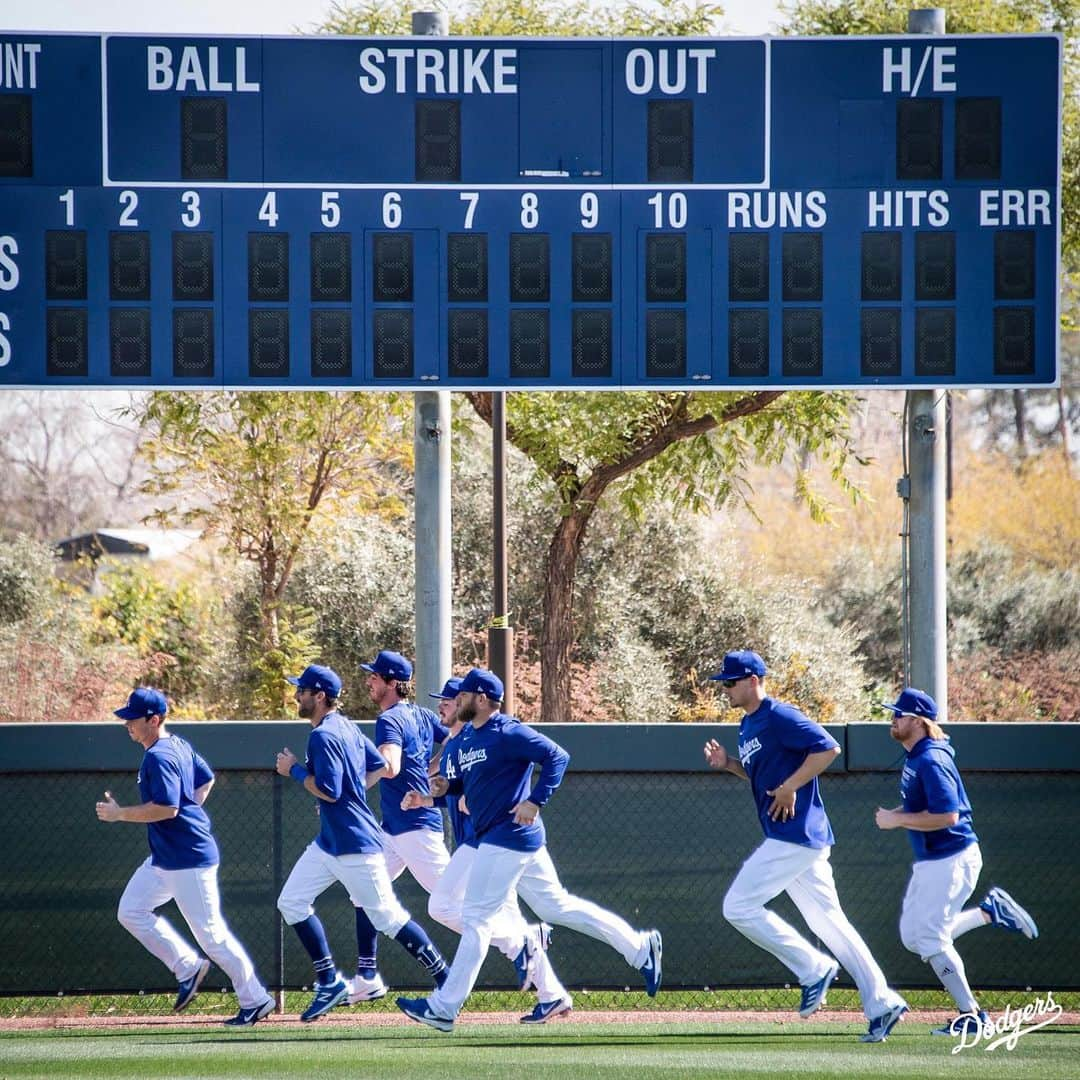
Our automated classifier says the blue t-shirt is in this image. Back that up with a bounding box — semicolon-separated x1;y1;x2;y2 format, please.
901;736;978;861
737;697;839;849
443;714;568;852
305;712;386;856
137;735;219;870
438;727;476;849
375;701;448;836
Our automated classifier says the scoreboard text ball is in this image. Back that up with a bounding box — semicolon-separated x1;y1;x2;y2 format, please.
0;33;1062;388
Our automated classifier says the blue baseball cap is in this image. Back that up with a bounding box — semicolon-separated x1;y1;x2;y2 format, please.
114;687;168;720
460;668;504;702
879;687;938;720
708;650;767;682
429;677;463;700
286;664;342;697
360;650;413;681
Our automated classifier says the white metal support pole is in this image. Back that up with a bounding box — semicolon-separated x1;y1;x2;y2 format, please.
905;8;949;719
412;11;452;699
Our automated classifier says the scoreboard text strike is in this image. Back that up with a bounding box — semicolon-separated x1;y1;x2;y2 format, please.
0;33;1062;389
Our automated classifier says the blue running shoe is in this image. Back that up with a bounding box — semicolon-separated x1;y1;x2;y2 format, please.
860;1001;908;1043
798;961;839;1018
173;957;210;1012
300;976;348;1022
639;929;663;997
224;997;275;1027
520;996;573;1025
932;1010;990;1036
980;887;1039;939
396;996;454;1033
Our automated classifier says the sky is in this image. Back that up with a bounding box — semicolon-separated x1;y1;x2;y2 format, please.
1;0;788;37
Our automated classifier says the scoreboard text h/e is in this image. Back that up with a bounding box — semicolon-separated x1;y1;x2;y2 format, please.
0;32;1062;389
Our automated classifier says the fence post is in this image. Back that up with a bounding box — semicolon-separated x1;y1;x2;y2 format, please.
272;772;285;1013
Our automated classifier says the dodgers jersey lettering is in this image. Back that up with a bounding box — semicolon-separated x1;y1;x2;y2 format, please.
900;736;978;861
438;727;476;849
737;697;838;848
306;711;387;856
444;714;569;852
137;734;219;870
376;701;448;836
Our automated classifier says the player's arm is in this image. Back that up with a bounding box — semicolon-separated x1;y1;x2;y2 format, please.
401;790;435;811
365;766;388;789
875;807;959;830
95;791;178;823
767;747;840;821
703;739;748;780
276;746;339;803
377;743;402;778
193;779;214;806
513;727;569;824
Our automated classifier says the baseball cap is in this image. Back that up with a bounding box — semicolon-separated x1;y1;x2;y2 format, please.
878;687;938;720
359;650;413;681
286;664;343;697
429;677;463;701
459;668;504;702
708;650;767;682
114;687;168;720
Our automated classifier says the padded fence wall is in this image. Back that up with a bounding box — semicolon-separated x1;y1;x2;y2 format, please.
1;721;1076;1002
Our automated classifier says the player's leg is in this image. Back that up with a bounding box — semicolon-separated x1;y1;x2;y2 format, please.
786;849;907;1021
900;846;983;1018
515;845;650;969
336;852;448;988
117;858;206;984
722;839;836;986
277;842;345;998
423;842;527;1020
172;864;269;1010
394;827;452;894
427;843;472;935
348;833;409;998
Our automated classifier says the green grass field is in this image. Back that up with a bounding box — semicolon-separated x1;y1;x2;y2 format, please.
2;1019;1078;1080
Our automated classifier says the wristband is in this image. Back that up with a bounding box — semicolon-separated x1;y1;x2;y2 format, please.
290;763;308;785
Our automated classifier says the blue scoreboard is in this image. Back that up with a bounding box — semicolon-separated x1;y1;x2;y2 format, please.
0;32;1062;388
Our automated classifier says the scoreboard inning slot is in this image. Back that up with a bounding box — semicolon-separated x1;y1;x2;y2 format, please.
0;32;1062;388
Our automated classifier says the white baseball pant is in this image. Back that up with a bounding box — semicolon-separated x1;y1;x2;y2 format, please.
428;842;648;1018
722;838;905;1020
382;827;451;893
117;857;267;1008
899;843;985;959
277;841;410;937
429;842;568;1003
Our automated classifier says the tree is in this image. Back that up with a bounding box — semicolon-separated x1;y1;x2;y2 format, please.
129;392;412;715
465;391;861;722
0;391;149;542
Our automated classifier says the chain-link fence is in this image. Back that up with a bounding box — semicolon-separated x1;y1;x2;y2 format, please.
1;751;1075;1014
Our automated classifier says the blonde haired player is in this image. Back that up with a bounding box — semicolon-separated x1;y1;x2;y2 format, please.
876;688;1039;1037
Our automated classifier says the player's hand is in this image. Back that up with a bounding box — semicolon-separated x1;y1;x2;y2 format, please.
275;748;298;777
766;783;796;821
430;776;450;798
875;807;901;830
459;796;469;815
512;799;540;825
95;791;121;823
401;791;432;811
704;739;728;770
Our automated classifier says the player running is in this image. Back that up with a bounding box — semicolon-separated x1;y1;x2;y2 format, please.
875;687;1039;1037
396;667;661;1032
96;687;274;1027
703;650;908;1043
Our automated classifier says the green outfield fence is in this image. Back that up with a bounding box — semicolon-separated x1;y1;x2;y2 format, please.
1;721;1077;1014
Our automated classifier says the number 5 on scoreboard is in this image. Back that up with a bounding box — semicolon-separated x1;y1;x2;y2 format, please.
460;191;479;230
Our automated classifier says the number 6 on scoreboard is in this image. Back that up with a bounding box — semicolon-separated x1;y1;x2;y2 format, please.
460;191;479;230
